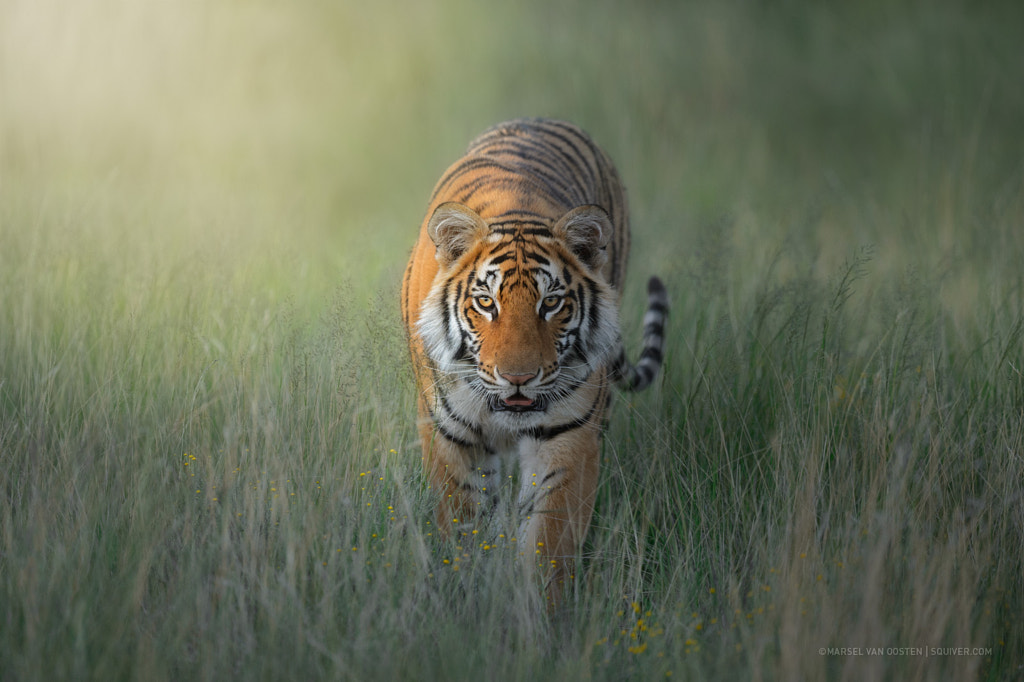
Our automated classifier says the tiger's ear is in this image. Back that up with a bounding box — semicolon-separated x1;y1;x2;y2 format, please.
552;204;611;270
427;202;489;267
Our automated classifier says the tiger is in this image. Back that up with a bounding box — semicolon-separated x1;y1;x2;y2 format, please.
401;118;668;604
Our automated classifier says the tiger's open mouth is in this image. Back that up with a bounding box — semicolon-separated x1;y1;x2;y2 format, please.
491;392;545;413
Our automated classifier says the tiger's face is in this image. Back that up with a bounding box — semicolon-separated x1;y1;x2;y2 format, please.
418;202;620;420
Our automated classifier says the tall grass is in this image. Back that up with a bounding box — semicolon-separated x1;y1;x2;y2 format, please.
2;0;1022;679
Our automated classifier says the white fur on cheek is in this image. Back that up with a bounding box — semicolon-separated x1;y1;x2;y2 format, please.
569;276;620;375
586;295;620;372
418;282;463;370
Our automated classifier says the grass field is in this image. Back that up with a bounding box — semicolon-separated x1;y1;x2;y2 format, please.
2;0;1023;679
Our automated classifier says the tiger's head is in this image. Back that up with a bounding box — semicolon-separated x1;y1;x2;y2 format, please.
418;201;620;422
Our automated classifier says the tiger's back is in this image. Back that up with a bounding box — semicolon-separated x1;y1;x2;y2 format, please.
401;118;667;605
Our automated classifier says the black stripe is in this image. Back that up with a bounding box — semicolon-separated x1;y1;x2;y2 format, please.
453;279;464;309
518;496;535;517
401;257;413;329
426;388;494;453
488;252;515;266
522;249;550;266
527;418;585;441
584;277;601;330
534;120;600;194
640;346;663;364
488;219;550;229
438;278;452;340
525;390;603;440
488;209;550;221
543;121;613;227
463;155;576;208
439;392;481;435
431;157;516;202
491;227;554;237
495;136;591;201
439;125;603;212
540;467;567;485
436;422;478;450
450;173;501;204
486;138;587;205
630;369;651;390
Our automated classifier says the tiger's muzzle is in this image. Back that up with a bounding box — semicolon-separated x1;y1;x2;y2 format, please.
490;392;546;413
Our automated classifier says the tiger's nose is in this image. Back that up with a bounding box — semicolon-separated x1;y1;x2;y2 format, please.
499;370;537;386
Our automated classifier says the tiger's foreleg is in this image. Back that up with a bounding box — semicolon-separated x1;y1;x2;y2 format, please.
515;427;601;607
418;410;500;539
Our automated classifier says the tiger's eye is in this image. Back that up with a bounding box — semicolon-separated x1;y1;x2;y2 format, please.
476;295;494;309
543;295;562;309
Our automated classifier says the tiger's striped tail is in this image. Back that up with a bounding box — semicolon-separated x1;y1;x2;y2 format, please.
613;276;669;391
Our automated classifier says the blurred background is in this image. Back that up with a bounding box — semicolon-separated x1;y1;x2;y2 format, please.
4;0;1022;316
